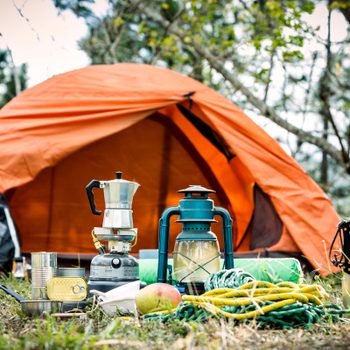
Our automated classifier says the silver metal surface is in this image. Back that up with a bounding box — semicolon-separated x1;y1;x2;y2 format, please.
93;227;137;241
117;228;138;236
31;252;57;268
108;241;131;253
31;267;57;289
32;267;57;298
31;267;57;280
31;252;57;299
58;267;86;277
102;209;133;228
93;227;115;236
100;179;139;209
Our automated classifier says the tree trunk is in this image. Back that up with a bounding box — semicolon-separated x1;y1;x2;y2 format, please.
320;119;329;185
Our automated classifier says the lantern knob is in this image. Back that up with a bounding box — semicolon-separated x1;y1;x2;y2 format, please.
178;185;215;198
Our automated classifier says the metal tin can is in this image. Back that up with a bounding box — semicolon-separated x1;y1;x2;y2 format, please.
47;277;87;302
31;252;57;299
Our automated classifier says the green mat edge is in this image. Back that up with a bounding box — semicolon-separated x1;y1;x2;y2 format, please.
139;257;303;285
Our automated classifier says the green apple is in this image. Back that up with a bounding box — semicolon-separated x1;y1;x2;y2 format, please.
135;283;182;314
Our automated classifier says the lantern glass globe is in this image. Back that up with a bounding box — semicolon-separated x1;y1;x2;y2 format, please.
173;240;220;283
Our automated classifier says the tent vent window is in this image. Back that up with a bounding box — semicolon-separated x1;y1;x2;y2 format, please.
177;104;235;161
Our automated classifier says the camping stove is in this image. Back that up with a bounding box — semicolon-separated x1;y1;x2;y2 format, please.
86;172;140;293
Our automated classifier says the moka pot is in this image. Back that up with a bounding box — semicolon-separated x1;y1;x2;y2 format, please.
86;171;140;228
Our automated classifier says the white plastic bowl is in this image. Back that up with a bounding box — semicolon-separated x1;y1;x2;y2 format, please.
90;281;140;315
100;298;136;315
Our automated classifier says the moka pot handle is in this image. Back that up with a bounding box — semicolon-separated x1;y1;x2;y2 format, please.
86;180;102;215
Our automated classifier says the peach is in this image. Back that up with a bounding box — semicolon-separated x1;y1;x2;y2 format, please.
135;283;182;314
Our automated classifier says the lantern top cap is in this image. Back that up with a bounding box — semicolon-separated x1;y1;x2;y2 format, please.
178;185;216;194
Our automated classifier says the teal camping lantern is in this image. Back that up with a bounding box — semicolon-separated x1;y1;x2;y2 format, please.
157;185;234;293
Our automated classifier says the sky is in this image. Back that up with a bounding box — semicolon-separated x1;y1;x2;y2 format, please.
0;0;108;86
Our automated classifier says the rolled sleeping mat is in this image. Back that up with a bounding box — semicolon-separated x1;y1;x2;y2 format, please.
139;258;303;285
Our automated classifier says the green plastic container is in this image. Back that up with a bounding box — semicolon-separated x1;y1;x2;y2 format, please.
139;258;303;285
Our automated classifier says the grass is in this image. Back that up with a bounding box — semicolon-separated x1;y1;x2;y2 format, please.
1;273;350;350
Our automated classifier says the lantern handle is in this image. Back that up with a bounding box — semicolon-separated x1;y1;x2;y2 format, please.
214;207;234;269
157;206;180;283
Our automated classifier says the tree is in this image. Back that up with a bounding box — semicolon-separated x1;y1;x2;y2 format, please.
0;48;28;108
54;0;350;214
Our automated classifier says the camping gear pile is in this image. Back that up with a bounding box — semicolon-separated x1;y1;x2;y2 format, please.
31;252;87;302
86;172;140;293
0;252;88;317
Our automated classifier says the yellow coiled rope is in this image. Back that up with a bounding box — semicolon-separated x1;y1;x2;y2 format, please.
179;281;328;320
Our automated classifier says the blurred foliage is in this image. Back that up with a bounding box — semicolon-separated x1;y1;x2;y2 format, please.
53;0;95;17
0;50;27;108
54;0;317;83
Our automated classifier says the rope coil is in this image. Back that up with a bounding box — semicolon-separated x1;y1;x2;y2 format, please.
204;268;255;291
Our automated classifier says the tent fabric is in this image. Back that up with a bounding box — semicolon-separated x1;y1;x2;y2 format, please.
0;63;340;275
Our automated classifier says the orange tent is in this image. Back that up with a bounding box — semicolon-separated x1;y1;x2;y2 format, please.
0;64;339;275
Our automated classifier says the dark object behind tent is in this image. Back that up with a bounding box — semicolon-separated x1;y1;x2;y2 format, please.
0;194;20;274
